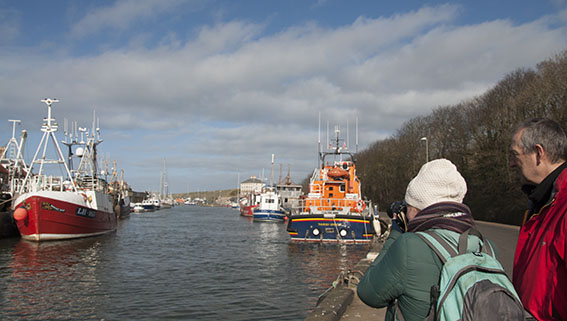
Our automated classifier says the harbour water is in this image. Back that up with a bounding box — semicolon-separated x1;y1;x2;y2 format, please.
0;206;370;320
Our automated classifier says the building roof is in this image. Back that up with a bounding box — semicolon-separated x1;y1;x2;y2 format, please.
242;176;265;184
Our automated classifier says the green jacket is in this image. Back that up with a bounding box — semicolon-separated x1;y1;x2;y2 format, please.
357;228;489;321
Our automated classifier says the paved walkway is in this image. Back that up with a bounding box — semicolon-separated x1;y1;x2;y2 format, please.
339;293;386;320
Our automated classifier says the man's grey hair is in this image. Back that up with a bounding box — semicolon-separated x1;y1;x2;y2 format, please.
515;118;567;163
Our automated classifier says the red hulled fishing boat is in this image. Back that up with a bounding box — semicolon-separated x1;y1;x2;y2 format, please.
12;99;116;241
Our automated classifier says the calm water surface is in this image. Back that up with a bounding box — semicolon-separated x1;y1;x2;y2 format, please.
0;206;370;320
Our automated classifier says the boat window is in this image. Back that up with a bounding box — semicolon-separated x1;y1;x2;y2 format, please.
329;186;334;191
340;184;345;192
329;193;333;198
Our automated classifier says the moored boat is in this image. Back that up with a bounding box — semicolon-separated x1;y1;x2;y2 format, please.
131;202;145;213
12;99;117;241
239;192;259;217
286;126;376;243
0;119;29;238
140;198;158;211
252;189;286;222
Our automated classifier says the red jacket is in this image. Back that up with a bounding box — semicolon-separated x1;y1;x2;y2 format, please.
513;167;567;321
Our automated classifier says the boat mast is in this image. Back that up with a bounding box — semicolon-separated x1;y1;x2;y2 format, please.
1;120;21;160
20;99;78;193
270;154;274;188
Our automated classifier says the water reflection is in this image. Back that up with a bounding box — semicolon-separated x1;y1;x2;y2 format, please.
287;242;369;297
0;208;371;321
3;238;106;320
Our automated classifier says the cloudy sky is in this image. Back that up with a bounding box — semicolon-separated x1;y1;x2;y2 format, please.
0;0;566;193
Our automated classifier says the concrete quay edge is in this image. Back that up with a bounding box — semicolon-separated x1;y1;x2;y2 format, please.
304;240;384;321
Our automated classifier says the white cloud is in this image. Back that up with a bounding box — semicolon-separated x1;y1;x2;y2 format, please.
1;5;566;191
70;0;189;39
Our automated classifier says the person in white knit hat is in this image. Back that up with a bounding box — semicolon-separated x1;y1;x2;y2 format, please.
405;158;467;211
401;159;469;230
358;159;513;321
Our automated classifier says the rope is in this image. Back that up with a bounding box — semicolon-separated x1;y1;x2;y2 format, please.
317;268;365;303
332;216;342;242
0;195;15;206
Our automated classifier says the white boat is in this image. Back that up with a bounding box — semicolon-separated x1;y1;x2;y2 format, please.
252;188;286;222
140;198;158;211
252;154;286;222
130;202;145;213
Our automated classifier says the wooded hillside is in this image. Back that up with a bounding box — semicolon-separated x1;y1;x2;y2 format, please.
356;51;567;225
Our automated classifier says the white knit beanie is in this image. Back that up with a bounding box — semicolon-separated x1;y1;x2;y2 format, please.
404;159;467;210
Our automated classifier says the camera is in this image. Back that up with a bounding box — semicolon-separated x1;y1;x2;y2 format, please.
387;200;407;219
387;200;408;232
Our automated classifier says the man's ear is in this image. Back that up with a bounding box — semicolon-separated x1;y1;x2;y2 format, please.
535;144;545;166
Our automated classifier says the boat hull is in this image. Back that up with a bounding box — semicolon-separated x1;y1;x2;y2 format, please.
253;209;286;222
240;204;257;217
287;213;375;243
13;191;117;242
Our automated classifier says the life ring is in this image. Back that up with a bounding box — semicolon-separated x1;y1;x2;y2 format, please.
357;200;366;211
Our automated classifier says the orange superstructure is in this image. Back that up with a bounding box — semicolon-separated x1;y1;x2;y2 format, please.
304;160;365;214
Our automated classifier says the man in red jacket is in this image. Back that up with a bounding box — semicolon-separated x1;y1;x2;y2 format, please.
510;118;567;321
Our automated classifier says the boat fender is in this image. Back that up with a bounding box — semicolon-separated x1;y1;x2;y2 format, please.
14;207;27;221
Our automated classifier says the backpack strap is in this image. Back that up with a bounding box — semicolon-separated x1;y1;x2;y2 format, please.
416;231;457;263
457;227;495;257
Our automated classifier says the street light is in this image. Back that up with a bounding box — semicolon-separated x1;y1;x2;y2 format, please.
420;137;429;163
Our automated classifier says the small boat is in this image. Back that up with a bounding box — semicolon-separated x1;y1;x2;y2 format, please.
131;203;145;213
286;125;376;243
140;199;158;211
252;189;286;222
12;99;117;241
239;192;259;217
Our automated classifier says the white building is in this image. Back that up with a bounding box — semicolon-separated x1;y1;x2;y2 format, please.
240;176;265;195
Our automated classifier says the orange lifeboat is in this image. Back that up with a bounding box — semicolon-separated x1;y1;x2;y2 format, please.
327;167;349;180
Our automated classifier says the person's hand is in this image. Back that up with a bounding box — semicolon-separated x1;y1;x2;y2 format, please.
391;218;404;233
393;213;407;232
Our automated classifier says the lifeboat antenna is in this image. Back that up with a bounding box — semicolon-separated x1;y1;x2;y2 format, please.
347;119;349;151
356;117;359;153
326;120;329;151
318;112;321;168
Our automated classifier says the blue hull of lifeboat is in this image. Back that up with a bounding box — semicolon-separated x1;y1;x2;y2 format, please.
286;213;375;243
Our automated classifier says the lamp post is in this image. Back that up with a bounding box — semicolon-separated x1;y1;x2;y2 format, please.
420;137;429;163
